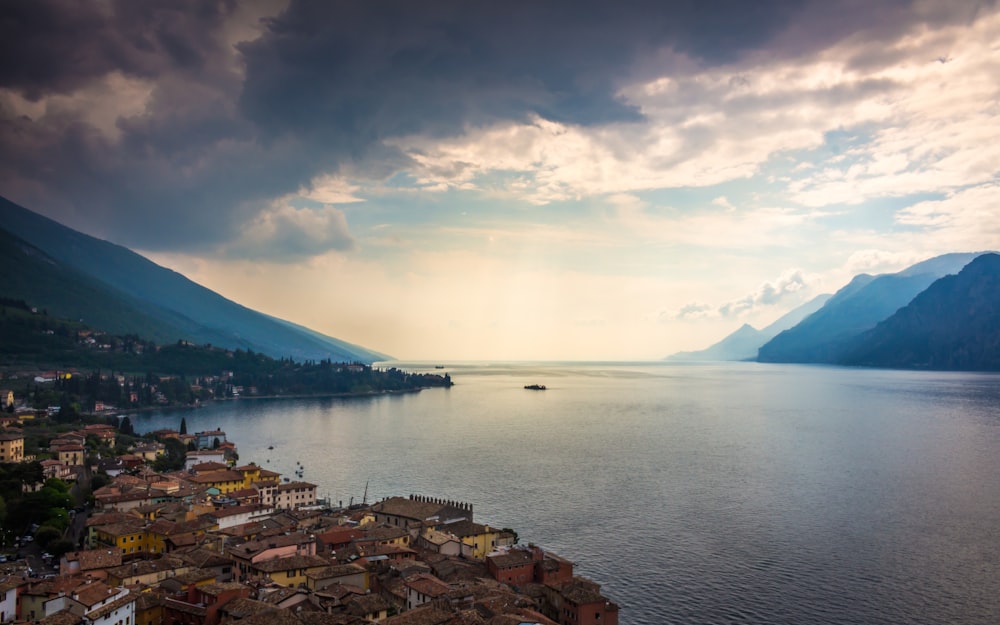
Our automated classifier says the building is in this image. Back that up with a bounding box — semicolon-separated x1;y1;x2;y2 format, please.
437;519;504;559
56;443;85;467
404;573;453;611
370;494;473;530
258;481;317;510
541;578;620;625
0;430;24;463
195;430;227;450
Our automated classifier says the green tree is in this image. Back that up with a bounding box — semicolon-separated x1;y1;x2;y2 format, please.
33;525;61;549
179;417;187;435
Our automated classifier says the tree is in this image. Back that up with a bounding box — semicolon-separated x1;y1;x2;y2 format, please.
179;417;187;435
212;437;220;449
119;416;134;435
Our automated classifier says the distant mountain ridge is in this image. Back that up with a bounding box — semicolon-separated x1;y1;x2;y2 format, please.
665;293;831;362
839;253;1000;370
756;252;987;364
0;196;388;363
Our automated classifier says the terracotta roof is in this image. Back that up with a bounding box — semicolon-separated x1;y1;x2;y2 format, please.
106;555;186;579
71;581;116;608
306;563;367;580
170;567;217;584
64;548;124;571
487;550;534;569
199;581;251;596
253;554;329;573
37;609;84;625
186;470;245;484
86;590;136;620
383;605;455;625
275;481;317;492
220;597;276;619
404;573;452;597
231;532;315;558
439;520;494;538
191;461;229;473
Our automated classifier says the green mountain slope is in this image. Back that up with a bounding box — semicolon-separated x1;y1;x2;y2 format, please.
0;196;388;363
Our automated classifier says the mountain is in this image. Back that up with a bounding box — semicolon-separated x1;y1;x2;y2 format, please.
1;228;188;344
756;252;988;364
665;293;831;362
839;253;1000;370
0;196;389;363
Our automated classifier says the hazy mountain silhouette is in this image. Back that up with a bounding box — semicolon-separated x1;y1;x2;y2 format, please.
840;253;1000;370
665;293;831;361
757;252;987;364
0;196;388;363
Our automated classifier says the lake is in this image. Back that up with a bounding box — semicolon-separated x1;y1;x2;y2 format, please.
133;361;1000;624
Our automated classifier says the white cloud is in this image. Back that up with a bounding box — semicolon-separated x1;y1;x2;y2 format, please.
299;174;365;204
224;202;356;261
895;182;1000;250
373;6;1000;217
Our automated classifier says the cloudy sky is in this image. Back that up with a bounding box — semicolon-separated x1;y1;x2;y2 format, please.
2;0;998;360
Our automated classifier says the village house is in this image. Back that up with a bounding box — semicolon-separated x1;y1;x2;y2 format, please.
371;494;474;530
183;469;246;494
104;555;189;587
194;429;227;449
183;449;226;469
303;562;369;591
439;519;509;559
262;480;318;510
60;549;123;580
55;443;85;467
0;577;22;624
540;577;620;625
250;554;329;587
403;572;453;611
417;528;475;558
131;441;165;462
226;533;318;582
0;430;24;463
163;581;250;625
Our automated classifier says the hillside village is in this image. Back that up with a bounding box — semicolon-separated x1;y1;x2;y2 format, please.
0;406;619;625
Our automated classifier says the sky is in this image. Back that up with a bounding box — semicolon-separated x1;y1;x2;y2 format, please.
1;0;999;361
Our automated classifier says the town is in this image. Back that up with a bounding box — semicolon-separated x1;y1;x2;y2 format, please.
0;401;619;625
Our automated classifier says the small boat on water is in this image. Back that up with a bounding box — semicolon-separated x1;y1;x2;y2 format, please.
267;445;274;450
524;384;546;390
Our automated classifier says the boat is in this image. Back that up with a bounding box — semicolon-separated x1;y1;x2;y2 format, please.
267;445;274;450
524;384;547;390
434;365;445;369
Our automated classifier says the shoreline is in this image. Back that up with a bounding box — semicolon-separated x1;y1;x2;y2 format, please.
118;384;446;417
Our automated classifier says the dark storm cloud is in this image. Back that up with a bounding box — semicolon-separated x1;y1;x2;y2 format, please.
237;0;807;140
0;0;986;257
0;0;236;98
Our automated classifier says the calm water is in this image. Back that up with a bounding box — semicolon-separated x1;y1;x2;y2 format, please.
134;362;1000;625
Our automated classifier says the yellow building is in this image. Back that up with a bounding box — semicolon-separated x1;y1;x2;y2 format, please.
441;520;502;559
186;470;246;494
56;444;85;466
0;430;24;463
134;591;164;625
95;519;149;557
233;464;263;488
252;555;329;587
